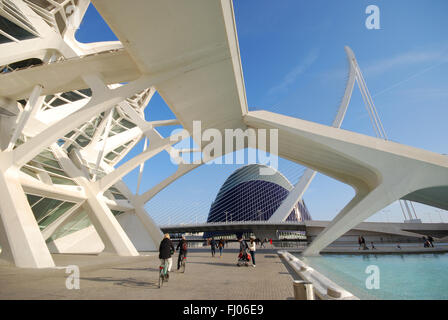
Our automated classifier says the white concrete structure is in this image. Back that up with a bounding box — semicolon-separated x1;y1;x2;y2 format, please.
0;0;447;268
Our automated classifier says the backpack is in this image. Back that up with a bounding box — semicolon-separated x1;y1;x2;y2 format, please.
182;242;188;251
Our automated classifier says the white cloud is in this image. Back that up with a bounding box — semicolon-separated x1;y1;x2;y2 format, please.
268;48;320;96
364;49;448;77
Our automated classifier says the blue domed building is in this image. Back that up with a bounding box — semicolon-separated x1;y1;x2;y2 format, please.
204;164;311;238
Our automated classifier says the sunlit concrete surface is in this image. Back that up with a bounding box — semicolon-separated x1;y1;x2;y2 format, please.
0;249;294;300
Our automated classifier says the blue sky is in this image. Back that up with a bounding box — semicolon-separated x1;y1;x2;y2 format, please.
76;0;448;225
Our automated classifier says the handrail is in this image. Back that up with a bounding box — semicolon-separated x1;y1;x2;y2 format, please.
278;251;358;300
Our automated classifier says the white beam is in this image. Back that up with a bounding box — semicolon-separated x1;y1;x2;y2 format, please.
96;133;183;193
0;161;55;268
7;85;43;151
51;145;139;256
245;110;448;255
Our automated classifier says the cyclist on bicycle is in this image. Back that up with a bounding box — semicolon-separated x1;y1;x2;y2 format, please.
159;233;175;280
176;235;188;270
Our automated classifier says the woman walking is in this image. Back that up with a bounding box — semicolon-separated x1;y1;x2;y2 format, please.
249;237;256;267
218;238;225;258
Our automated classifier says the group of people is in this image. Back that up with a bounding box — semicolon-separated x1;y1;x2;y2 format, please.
357;235;437;251
358;236;376;250
159;234;260;278
423;235;435;248
207;238;226;257
238;236;257;267
158;234;188;281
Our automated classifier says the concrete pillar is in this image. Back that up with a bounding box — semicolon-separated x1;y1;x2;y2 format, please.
82;193;138;256
0;159;55;268
293;280;314;300
52;145;138;256
132;203;163;248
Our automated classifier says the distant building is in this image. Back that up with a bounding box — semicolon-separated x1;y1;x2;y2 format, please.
204;164;311;238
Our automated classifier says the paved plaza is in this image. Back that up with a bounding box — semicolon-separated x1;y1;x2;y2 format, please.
0;249;295;300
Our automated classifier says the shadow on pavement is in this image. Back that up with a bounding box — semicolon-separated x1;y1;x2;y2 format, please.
188;261;239;268
109;267;159;272
81;276;159;289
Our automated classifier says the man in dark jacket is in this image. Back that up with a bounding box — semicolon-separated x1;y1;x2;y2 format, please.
176;235;188;270
210;237;217;257
159;234;175;278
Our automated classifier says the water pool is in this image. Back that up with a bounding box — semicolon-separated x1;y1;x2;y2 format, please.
294;253;448;300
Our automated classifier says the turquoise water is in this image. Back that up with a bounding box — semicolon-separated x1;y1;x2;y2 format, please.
294;253;448;300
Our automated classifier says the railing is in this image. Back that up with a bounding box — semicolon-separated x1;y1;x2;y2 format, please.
278;251;358;300
159;220;305;228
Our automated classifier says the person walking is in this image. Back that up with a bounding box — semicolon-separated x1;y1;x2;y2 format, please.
237;237;249;265
427;235;435;247
218;238;225;258
210;237;217;257
249;237;257;267
159;233;175;280
176;235;188;270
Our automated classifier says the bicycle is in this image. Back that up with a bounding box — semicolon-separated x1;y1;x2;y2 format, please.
158;259;169;288
179;253;187;273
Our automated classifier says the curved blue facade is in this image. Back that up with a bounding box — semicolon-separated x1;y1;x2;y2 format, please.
206;164;312;228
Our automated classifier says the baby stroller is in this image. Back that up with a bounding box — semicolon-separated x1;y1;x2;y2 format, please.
237;249;251;267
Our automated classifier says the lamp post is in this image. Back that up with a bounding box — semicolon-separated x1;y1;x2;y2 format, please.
257;210;263;222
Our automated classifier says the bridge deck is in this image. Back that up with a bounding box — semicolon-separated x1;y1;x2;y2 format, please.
0;249;294;299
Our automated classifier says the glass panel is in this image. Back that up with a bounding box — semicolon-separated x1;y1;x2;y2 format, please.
34;155;61;168
30;198;63;221
75;134;90;147
111;124;127;134
0;33;13;44
50;98;66;107
60;91;83;102
112;193;127;200
111;210;124;217
41;165;68;176
113;145;126;153
39;202;75;230
50;175;77;186
119;119;136;129
39;149;57;160
0;16;36;41
48;209;92;241
105;152;116;161
26;194;42;206
78;88;92;97
83;124;96;138
20;166;38;179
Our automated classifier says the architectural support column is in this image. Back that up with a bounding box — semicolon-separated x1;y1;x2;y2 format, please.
245;110;448;255
269;169;317;222
0;155;55;268
7;85;43;151
130;199;163;247
52;145;138;256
